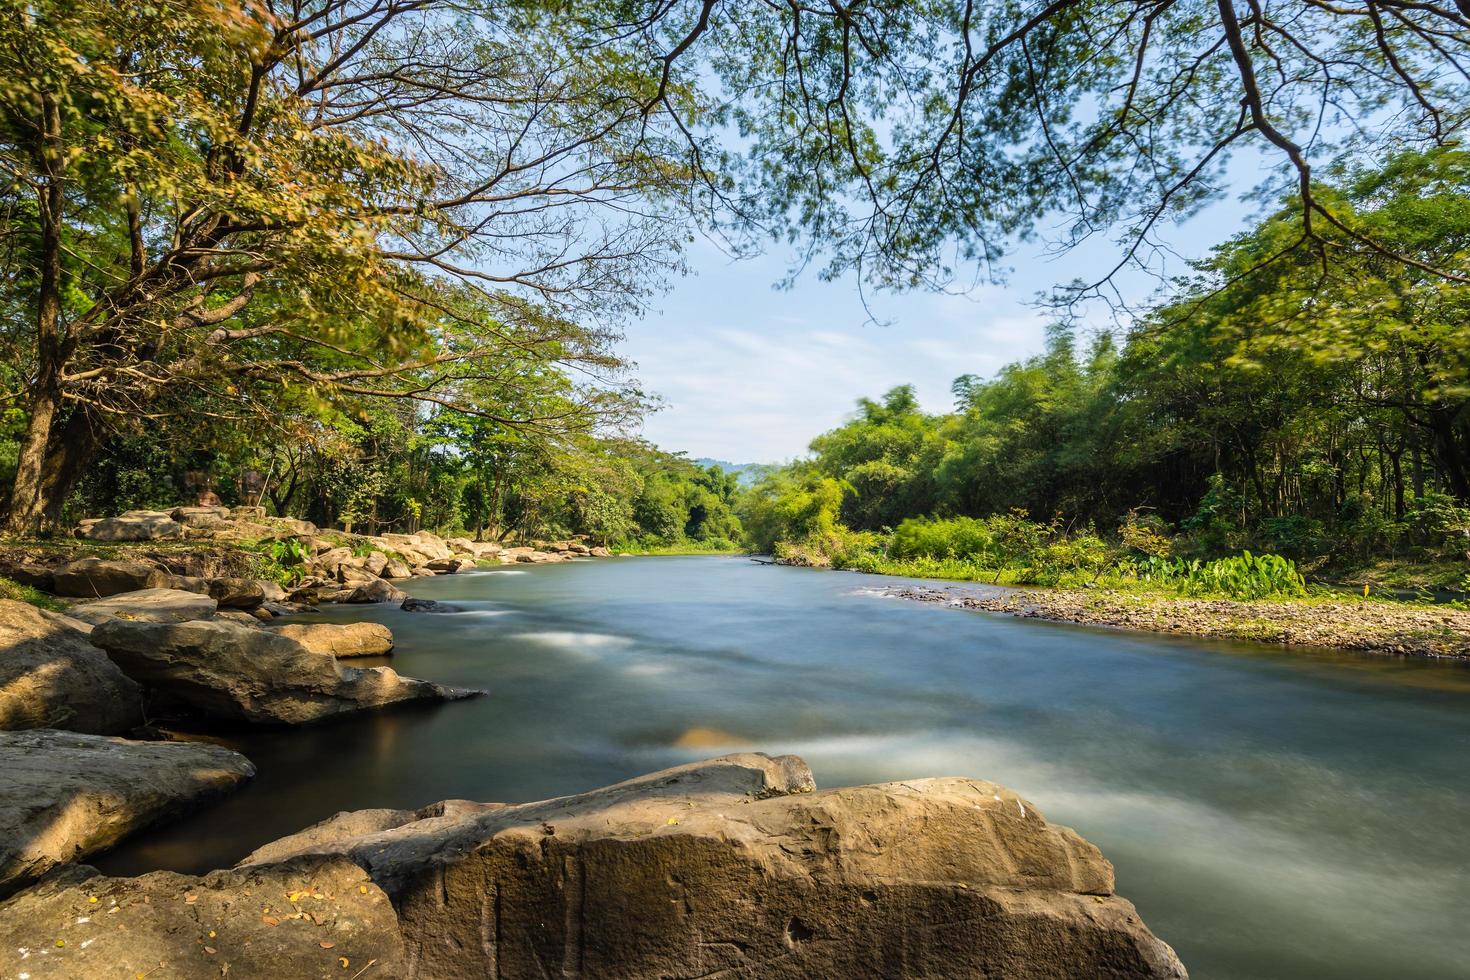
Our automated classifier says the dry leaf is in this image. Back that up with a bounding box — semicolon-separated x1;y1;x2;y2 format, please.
204;946;217;955
261;915;280;926
319;941;336;949
339;957;350;968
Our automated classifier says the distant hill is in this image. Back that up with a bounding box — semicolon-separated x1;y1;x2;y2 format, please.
693;458;772;487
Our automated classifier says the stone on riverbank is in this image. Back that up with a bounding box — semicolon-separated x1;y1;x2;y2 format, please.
0;729;254;895
67;587;218;626
0;855;403;978
89;618;476;725
343;577;407;604
51;557;170;598
268;622;394;658
0;600;143;734
399;597;462;613
76;510;185;542
236;753;1186;979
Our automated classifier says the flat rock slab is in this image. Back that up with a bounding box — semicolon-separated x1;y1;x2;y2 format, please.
66;588;218;626
0;856;404;978
237;753;1188;979
52;558;170;598
267;622;394;658
78;512;185;542
89;619;478;725
0;730;255;895
0;600;143;734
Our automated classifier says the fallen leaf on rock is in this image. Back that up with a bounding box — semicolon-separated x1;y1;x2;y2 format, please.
261;915;280;926
319;941;336;949
204;946;217;955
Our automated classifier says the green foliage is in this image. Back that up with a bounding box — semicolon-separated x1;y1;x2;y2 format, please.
1122;552;1308;601
0;575;65;611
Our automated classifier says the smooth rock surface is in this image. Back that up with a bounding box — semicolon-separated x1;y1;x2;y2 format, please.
51;558;170;598
0;600;143;734
67;587;218;626
77;511;184;542
237;753;1187;979
268;622;394;658
0;730;254;895
89;619;476;725
343;578;407;604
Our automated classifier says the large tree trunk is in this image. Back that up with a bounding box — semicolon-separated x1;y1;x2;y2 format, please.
5;93;66;535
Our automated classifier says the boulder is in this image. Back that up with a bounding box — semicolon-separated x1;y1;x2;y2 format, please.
334;564;378;585
0;601;143;734
67;587;218;626
424;556;476;574
169;505;232;529
0;561;54;591
399;598;462;614
267;622;394;658
52;558;170;598
410;532;453;561
77;510;185;542
0;729;254;895
343;578;407;604
0;856;405;979
230;754;1186;979
446;537;476;554
380;558;413;579
590;546;612;557
230;505;267;520
88;619;475;725
204;577;266;609
314;546;353;569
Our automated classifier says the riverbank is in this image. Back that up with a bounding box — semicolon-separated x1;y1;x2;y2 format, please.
880;582;1470;659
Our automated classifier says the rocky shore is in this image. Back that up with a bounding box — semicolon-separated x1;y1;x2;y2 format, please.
0;754;1186;979
0;508;1189;976
882;583;1470;659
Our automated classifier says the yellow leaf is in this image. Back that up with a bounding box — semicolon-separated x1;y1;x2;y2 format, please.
56;939;66;947
339;957;350;968
88;896;98;904
358;885;367;894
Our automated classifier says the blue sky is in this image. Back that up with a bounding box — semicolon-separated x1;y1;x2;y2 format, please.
625;152;1281;464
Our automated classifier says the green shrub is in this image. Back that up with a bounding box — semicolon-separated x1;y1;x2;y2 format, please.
1121;551;1307;600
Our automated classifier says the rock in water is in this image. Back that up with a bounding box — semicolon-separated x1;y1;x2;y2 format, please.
399;597;463;613
88;618;478;725
239;753;1187;979
0;729;254;895
51;558;170;598
0;600;143;734
267;622;394;658
66;587;218;626
0;857;404;978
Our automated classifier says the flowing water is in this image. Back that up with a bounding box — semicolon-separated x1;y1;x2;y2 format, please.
98;557;1470;979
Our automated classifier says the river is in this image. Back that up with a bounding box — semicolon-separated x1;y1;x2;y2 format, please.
97;556;1470;979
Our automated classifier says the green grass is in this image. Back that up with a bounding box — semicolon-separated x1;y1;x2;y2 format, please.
0;575;67;611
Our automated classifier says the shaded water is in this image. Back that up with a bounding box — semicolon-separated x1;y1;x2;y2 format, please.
98;557;1470;979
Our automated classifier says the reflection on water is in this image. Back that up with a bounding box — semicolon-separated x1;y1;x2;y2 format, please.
98;558;1470;980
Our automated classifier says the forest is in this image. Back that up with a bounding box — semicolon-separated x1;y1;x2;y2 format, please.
1;1;1466;585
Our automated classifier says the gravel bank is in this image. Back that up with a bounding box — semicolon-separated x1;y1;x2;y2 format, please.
884;585;1470;659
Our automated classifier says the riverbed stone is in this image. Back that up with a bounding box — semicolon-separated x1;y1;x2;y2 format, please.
51;557;170;598
207;577;267;609
0;855;406;979
343;577;407;604
268;622;394;658
88;618;476;725
424;556;476;574
233;753;1186;979
0;600;143;734
67;587;219;626
399;597;462;614
0;729;254;895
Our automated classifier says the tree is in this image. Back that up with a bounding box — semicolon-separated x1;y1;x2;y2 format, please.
0;0;697;531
